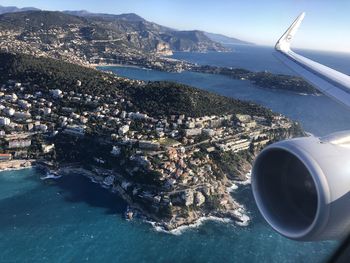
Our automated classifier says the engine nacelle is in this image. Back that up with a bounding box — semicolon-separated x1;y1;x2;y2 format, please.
252;131;350;241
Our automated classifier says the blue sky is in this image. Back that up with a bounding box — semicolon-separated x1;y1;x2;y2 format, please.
1;0;350;52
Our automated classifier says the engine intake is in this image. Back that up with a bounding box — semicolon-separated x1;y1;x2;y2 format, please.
252;132;350;241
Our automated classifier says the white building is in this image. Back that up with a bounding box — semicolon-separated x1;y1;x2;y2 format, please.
63;125;85;137
42;108;52;115
42;144;55;153
51;89;63;99
0;117;11;126
3;107;15;116
5;93;17;102
185;128;202;137
118;125;129;135
120;111;127;119
18;100;31;109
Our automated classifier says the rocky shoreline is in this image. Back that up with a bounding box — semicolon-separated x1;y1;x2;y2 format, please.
0;160;249;234
38;164;251;233
0;160;35;172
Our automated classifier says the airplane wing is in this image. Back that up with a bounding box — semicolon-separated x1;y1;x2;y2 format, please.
274;12;350;108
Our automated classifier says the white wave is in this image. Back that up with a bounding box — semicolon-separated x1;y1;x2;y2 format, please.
233;206;251;226
148;216;233;236
0;165;33;173
236;214;250;226
40;173;62;180
234;171;251;185
227;183;239;192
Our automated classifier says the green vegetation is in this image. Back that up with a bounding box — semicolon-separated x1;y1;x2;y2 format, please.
131;169;163;187
0;52;124;95
125;81;275;117
250;72;319;94
0;52;275;118
211;150;254;180
205;195;223;210
0;11;86;30
194;65;320;95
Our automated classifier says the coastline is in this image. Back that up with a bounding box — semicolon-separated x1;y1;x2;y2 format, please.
92;63;149;69
42;164;251;234
148;198;250;235
95;63;319;96
0;160;36;172
148;216;233;235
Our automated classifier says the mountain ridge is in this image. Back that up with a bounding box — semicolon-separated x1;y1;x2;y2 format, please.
63;10;147;22
0;5;251;47
0;10;228;53
204;32;254;45
0;5;39;14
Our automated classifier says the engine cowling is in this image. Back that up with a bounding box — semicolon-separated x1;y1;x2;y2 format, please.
252;131;350;241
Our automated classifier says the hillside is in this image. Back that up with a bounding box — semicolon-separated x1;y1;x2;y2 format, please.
0;5;39;15
0;5;252;52
125;81;273;117
0;51;304;232
0;52;274;118
0;11;86;30
204;32;254;45
164;30;226;52
63;10;147;22
0;10;228;55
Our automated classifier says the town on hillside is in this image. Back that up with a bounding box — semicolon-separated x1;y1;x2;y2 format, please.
0;73;302;229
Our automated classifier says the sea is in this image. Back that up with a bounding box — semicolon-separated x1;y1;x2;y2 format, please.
2;45;350;263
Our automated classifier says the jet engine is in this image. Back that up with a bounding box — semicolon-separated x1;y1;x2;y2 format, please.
252;131;350;241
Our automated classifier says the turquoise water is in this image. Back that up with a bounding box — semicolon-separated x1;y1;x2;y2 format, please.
0;169;336;262
2;45;349;262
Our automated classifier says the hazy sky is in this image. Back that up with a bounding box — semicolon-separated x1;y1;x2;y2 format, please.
1;0;350;52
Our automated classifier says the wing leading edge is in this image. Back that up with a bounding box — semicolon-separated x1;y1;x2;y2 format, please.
274;12;350;108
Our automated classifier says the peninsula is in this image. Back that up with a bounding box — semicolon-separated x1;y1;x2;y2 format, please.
0;52;304;230
0;8;309;230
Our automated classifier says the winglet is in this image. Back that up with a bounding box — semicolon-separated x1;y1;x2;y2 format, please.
275;12;305;52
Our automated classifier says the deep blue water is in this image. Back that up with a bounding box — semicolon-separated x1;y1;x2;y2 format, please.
103;48;350;136
173;45;350;76
2;44;350;262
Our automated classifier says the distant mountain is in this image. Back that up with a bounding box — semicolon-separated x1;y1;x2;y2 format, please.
204;32;254;45
0;5;252;50
63;10;146;22
63;10;225;52
0;10;229;54
164;30;227;52
0;5;39;14
0;11;86;30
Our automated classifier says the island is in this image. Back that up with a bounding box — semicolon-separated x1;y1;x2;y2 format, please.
0;52;305;230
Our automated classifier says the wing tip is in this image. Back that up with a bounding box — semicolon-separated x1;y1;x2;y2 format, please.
275;12;306;52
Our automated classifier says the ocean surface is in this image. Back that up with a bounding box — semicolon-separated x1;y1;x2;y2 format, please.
2;44;350;262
